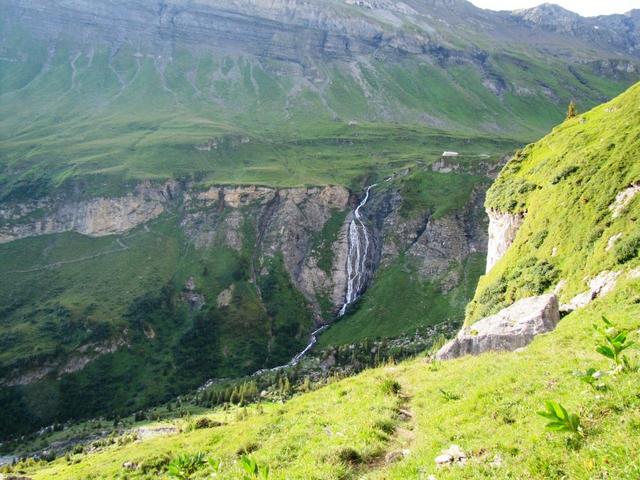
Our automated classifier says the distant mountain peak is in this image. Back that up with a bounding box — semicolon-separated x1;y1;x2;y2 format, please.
512;3;581;26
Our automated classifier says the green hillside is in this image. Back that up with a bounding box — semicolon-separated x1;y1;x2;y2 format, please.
2;0;640;450
6;81;640;480
467;82;640;323
0;215;314;436
1;19;636;201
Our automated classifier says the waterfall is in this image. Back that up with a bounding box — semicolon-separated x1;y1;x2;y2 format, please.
339;184;376;316
238;184;377;374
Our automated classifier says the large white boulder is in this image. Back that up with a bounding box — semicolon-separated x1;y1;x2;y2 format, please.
436;294;560;360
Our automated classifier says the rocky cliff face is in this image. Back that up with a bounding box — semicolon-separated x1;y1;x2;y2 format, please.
0;181;178;243
485;209;524;273
371;186;487;291
0;176;487;321
182;184;352;319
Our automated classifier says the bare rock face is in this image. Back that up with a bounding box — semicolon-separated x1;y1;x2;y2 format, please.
436;294;560;360
375;187;487;292
485;209;524;273
182;184;352;318
259;186;351;315
0;181;177;243
560;270;622;313
609;182;640;218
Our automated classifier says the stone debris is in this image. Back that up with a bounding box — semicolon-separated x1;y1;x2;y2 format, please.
560;270;621;313
385;449;410;464
609;182;640;218
134;425;178;441
122;461;138;470
606;232;623;251
435;444;467;466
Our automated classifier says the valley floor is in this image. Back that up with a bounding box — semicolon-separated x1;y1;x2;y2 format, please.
9;275;640;479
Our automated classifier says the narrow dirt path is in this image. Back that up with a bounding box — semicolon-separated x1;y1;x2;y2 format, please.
365;374;417;474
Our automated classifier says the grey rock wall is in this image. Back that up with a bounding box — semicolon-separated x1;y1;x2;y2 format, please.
485;209;524;273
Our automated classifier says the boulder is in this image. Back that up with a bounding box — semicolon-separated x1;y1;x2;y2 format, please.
436;294;560;360
435;444;467;466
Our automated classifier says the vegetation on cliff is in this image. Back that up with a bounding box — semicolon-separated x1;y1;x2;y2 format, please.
468;82;640;322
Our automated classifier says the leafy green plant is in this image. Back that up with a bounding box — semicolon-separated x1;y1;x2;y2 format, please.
439;389;461;401
167;452;207;479
240;455;270;480
575;368;606;391
593;316;636;371
537;401;582;436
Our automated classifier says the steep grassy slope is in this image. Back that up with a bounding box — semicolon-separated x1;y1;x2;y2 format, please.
467;82;640;322
9;277;639;479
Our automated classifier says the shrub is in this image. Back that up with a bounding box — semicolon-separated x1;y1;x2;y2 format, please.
530;229;549;248
374;419;396;435
167;452;207;479
380;378;401;395
614;234;640;264
336;447;363;465
138;454;171;475
193;417;223;430
236;442;259;456
551;165;579;184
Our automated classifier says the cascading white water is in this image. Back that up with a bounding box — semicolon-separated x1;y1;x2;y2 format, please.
339;184;376;316
199;185;379;382
199;183;391;389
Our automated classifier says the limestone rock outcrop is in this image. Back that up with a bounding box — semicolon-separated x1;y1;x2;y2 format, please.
485;209;524;273
0;181;177;243
560;270;622;313
436;294;560;360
